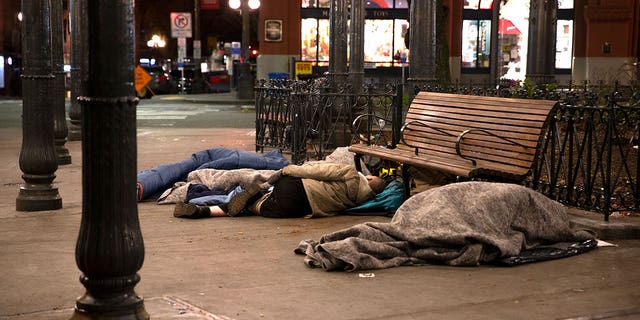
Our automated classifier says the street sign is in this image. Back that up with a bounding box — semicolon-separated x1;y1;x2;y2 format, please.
295;61;313;79
178;37;187;62
194;40;201;60
231;42;241;60
134;65;152;91
170;12;192;38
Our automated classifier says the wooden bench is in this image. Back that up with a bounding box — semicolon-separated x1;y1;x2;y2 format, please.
348;92;558;197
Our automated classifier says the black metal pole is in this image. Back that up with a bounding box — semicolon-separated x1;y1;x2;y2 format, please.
69;0;88;141
192;0;204;93
329;0;348;84
408;0;437;84
16;0;62;212
52;0;71;165
237;0;254;99
526;0;558;85
71;0;148;318
349;0;365;93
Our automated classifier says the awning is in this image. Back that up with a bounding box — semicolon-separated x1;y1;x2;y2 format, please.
499;19;521;35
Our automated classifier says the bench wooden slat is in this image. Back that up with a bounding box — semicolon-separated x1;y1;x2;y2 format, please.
349;91;557;186
412;93;557;113
394;143;534;170
402;123;543;143
407;106;552;125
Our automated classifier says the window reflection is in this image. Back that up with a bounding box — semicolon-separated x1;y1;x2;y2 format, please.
462;20;491;68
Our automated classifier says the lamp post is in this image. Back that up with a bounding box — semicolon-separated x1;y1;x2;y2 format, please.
146;34;166;65
229;0;260;100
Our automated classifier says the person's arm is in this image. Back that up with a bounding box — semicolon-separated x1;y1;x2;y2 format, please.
282;163;358;182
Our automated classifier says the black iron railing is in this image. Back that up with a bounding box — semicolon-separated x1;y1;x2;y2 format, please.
415;80;640;219
255;79;639;219
255;79;401;164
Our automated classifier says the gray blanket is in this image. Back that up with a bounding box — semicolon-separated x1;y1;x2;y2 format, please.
294;182;594;270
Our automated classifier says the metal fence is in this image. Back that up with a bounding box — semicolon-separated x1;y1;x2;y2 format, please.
255;78;639;219
415;80;640;219
255;78;401;164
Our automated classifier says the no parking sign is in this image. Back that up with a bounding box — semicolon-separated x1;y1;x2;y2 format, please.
170;12;192;38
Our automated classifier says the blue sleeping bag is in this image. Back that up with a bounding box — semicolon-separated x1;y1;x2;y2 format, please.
137;148;289;201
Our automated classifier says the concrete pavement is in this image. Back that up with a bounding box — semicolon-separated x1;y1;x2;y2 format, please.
1;92;640;320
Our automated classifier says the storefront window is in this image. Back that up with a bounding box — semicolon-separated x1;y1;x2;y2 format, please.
317;19;330;64
558;0;573;9
364;20;394;64
301;5;408;67
394;0;408;8
462;20;491;69
464;0;493;10
301;18;318;61
556;20;573;69
497;0;529;80
393;19;409;64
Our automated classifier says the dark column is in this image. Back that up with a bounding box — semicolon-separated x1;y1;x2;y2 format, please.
237;0;254;100
489;1;501;85
68;0;87;141
192;0;204;93
526;0;558;84
70;0;148;318
329;0;348;84
52;0;71;165
349;0;365;93
408;0;437;87
16;0;62;212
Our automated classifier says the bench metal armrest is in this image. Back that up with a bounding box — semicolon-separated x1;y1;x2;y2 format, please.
455;128;528;166
400;120;456;156
352;113;392;145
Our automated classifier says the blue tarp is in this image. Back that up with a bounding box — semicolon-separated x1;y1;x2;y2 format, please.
137;148;289;201
344;179;404;216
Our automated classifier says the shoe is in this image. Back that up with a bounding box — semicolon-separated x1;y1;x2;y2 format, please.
227;183;262;216
173;201;210;218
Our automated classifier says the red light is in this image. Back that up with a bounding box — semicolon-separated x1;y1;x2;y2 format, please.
251;49;258;56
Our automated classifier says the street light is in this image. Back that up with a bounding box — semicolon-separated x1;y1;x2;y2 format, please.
229;0;260;9
146;35;165;65
229;0;260;99
146;34;166;49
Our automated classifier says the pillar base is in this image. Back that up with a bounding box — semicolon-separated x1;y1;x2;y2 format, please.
56;146;72;165
16;186;62;211
71;291;148;320
70;305;149;320
237;63;255;100
68;125;82;141
57;154;72;165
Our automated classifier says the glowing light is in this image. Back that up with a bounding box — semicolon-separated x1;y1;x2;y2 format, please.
229;0;240;9
248;0;260;9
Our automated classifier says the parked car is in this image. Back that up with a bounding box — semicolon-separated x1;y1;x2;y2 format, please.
204;70;231;93
139;65;176;98
170;68;195;94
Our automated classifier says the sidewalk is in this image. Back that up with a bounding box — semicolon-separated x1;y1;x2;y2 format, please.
154;91;254;106
0;95;639;319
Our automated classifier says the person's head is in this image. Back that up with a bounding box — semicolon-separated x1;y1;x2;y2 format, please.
365;175;387;194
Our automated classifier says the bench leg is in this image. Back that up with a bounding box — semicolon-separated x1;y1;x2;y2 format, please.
353;153;363;173
401;164;411;200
